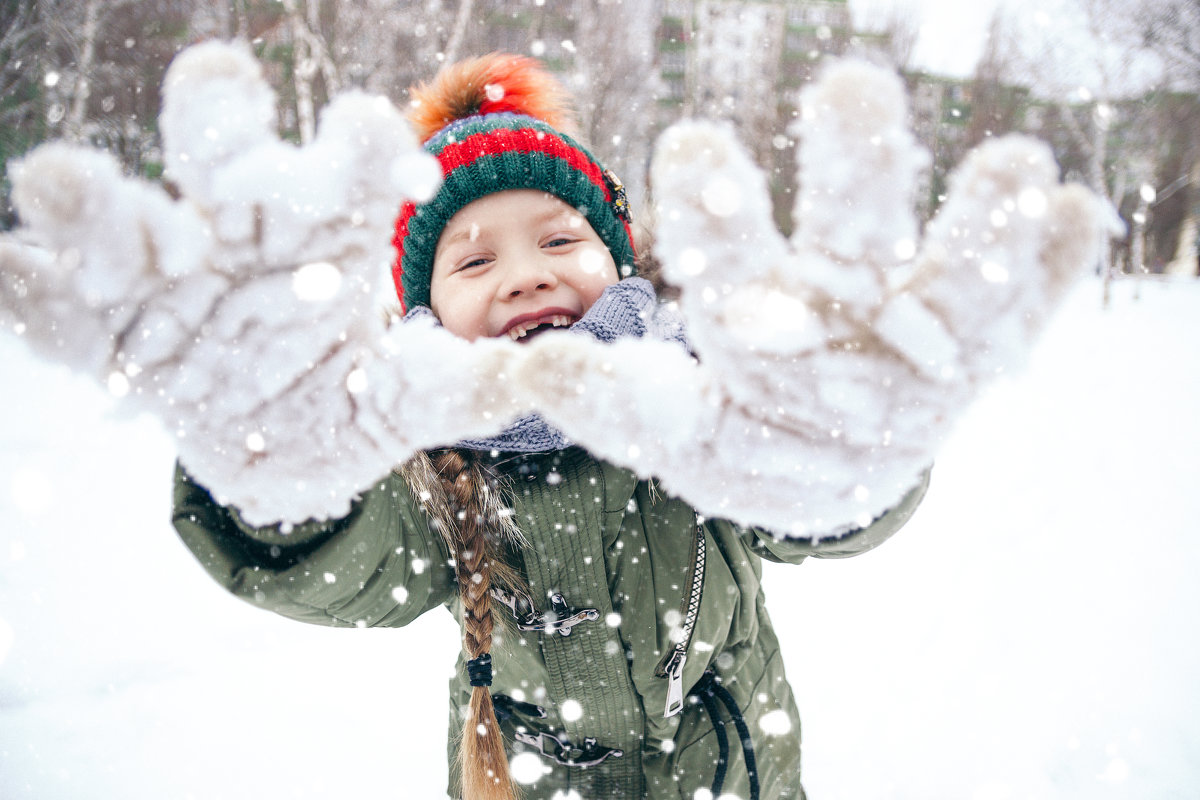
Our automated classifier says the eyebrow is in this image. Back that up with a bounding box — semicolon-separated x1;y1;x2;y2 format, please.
531;207;579;227
440;223;481;249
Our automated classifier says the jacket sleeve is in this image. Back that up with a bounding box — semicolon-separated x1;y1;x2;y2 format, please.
171;463;457;628
747;467;931;564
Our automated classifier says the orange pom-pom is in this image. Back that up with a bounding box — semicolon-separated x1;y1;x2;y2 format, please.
407;52;578;143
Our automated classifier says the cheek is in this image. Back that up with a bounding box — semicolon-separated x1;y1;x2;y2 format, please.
437;312;485;341
576;248;612;278
577;244;619;285
430;284;486;340
577;256;620;310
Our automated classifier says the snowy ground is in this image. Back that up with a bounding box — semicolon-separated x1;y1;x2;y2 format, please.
0;276;1196;799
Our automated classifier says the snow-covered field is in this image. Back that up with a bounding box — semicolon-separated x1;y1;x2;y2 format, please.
1;276;1196;799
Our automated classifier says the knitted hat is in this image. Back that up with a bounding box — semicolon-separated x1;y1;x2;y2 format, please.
391;53;636;312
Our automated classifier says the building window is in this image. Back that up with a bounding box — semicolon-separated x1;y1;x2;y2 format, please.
661;49;687;73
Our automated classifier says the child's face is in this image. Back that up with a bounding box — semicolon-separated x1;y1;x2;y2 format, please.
430;189;620;342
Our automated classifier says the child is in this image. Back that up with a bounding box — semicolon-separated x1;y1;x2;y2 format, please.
172;54;928;800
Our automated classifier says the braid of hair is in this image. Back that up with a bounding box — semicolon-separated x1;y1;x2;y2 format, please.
431;449;518;800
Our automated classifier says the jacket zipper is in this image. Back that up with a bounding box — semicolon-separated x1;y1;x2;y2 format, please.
654;519;707;717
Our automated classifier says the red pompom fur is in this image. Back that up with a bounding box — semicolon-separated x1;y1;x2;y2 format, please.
407;52;578;143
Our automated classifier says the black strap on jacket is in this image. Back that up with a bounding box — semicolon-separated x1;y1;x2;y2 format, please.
691;670;760;800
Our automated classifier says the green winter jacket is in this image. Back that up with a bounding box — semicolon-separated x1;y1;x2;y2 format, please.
172;448;927;800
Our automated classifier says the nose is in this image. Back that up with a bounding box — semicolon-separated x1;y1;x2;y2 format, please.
500;259;559;299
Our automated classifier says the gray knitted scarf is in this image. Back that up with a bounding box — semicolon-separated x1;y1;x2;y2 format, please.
405;277;689;453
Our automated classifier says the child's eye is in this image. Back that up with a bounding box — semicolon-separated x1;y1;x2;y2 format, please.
455;256;490;272
543;236;578;249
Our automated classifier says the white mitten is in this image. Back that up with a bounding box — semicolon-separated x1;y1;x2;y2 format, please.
640;59;1104;536
0;42;452;525
0;50;1105;537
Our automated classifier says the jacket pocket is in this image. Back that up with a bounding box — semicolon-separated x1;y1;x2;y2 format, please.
668;650;804;800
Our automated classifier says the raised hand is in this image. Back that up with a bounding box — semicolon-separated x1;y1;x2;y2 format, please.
0;49;1104;536
637;60;1103;535
0;42;444;524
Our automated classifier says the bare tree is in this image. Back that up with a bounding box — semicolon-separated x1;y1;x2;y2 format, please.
61;0;102;141
1;0;43;226
1;0;42;139
1140;0;1200;89
441;0;476;65
566;0;661;209
963;11;1030;149
213;0;461;141
414;0;661;209
980;0;1172;296
1139;90;1200;273
1140;0;1200;275
849;0;921;71
3;0;192;179
279;0;342;143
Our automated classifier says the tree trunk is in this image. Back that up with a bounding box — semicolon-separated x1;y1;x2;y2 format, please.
1167;159;1200;276
283;0;317;144
442;0;475;65
63;0;99;143
1131;196;1149;275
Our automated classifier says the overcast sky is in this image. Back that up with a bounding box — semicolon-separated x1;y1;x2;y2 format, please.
850;0;1163;95
850;0;1007;76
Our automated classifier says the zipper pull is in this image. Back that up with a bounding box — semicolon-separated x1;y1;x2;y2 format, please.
663;648;687;718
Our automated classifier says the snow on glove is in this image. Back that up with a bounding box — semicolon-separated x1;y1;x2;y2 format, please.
0;41;496;525
469;57;1102;539
634;59;1104;537
0;48;1105;537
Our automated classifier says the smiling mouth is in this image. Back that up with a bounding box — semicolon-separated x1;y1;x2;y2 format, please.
506;314;576;342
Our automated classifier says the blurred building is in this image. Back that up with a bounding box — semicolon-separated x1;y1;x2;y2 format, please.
652;0;858;228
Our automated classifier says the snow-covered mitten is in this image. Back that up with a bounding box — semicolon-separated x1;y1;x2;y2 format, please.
0;50;1106;537
638;59;1105;536
0;41;454;525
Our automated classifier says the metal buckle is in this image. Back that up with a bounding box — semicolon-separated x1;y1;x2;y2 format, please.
492;588;599;637
491;586;536;620
536;592;600;636
513;729;624;768
492;694;547;724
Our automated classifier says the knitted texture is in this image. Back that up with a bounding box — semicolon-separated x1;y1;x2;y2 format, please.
392;109;636;311
404;278;688;453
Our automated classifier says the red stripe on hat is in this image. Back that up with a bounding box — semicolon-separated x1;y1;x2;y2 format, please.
435;128;610;200
391;200;417;309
